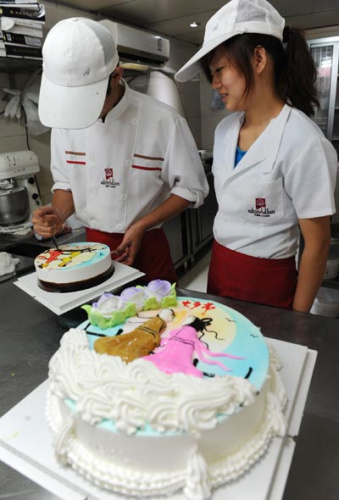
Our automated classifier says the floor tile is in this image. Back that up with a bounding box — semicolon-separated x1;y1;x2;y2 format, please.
179;250;211;292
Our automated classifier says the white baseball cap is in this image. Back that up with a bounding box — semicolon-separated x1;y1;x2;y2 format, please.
175;0;285;83
39;18;119;129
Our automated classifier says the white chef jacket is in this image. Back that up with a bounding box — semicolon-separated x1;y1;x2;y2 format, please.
51;81;209;233
213;104;338;259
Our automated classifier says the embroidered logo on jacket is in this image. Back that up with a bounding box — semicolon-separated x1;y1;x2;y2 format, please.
101;168;120;188
247;198;276;217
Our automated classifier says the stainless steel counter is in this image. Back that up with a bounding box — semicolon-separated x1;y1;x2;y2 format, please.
1;280;339;500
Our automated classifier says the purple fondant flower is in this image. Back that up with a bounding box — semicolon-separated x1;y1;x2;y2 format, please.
120;286;147;310
146;280;172;300
92;293;122;315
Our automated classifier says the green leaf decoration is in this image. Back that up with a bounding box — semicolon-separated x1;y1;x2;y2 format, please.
82;282;177;329
81;303;137;329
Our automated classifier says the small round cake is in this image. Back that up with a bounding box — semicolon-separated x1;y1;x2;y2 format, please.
35;242;114;292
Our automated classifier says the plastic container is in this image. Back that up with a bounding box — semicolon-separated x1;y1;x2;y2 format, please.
311;287;339;318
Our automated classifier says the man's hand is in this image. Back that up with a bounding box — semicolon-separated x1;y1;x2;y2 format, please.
32;205;64;239
112;222;146;266
32;190;75;239
112;195;191;266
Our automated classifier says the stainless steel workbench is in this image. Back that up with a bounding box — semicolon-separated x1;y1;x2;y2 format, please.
1;276;338;500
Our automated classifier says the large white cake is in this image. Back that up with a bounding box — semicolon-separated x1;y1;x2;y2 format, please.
34;242;113;292
46;280;287;499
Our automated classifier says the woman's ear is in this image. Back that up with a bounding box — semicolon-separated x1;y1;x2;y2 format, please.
252;45;267;74
112;65;124;83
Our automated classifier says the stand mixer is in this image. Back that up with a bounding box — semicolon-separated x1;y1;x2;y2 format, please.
0;150;42;235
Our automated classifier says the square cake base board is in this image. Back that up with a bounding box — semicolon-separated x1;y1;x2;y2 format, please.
14;261;145;315
0;339;317;500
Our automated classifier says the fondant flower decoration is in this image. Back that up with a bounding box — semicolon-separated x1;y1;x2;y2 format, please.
92;293;123;317
120;286;148;310
146;280;172;300
82;282;177;329
143;281;177;310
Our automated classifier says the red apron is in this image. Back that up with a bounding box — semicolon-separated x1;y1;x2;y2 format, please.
85;227;177;284
207;240;297;309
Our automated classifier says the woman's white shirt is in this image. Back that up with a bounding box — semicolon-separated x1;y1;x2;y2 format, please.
212;104;337;259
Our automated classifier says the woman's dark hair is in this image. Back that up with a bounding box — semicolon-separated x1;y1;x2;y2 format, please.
201;27;319;117
188;316;213;332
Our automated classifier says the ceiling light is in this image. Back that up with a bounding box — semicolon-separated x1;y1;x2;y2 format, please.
190;22;200;28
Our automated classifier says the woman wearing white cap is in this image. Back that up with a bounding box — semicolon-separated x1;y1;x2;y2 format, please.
32;17;209;284
175;0;337;312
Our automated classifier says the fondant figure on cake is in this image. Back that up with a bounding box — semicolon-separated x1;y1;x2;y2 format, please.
143;316;245;377
94;316;167;362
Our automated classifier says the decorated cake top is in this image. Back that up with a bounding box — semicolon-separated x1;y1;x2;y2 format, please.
35;242;110;272
83;293;269;391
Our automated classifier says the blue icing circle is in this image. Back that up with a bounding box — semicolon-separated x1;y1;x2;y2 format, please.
191;299;268;391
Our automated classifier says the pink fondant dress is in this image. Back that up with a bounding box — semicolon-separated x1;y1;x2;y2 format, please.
142;325;243;378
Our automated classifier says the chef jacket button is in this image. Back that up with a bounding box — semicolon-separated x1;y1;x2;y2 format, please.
117;223;124;231
91;220;97;228
89;188;97;196
121;193;127;201
125;160;132;167
131;118;138;125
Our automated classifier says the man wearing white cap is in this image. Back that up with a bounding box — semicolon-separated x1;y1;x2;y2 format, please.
32;17;209;283
175;0;337;312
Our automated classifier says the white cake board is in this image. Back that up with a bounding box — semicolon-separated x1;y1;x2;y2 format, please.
0;339;317;500
14;261;145;315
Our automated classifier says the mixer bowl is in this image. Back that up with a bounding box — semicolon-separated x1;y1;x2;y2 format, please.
0;186;30;225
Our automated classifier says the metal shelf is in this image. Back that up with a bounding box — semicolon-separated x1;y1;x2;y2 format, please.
0;56;41;73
